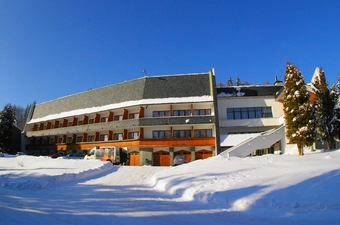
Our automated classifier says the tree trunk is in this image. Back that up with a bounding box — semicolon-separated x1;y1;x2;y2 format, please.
297;144;304;156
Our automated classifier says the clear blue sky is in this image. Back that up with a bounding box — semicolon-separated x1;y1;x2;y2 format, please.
1;0;340;108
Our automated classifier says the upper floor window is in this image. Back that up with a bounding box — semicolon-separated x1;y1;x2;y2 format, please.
173;110;191;117
153;130;171;139
99;134;108;141
194;129;213;137
153;111;170;117
76;136;82;143
114;115;123;121
227;107;273;120
193;109;211;116
173;130;191;138
128;132;139;139
100;117;108;123
89;119;94;124
87;135;94;142
113;133;123;140
129;113;139;119
66;137;72;144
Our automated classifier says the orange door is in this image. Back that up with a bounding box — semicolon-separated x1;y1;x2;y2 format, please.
153;151;170;166
195;150;212;160
129;151;140;166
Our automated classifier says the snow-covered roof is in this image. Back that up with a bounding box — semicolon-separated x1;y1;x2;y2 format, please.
28;96;213;124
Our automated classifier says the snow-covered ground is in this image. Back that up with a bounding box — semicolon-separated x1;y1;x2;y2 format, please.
1;149;340;225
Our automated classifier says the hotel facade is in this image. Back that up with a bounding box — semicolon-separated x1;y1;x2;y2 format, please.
24;69;220;166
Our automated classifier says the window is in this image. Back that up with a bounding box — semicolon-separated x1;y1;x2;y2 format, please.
153;111;170;117
173;110;191;116
193;109;211;116
76;136;82;143
68;122;72;127
128;132;139;139
78;120;83;125
66;137;72;144
99;134;108;141
57;137;63;143
89;119;94;124
87;135;94;142
129;113;139;119
114;115;123;121
263;107;273;118
113;133;123;140
153;130;171;138
173;130;191;138
194;129;213;138
100;117;108;123
227;107;273;120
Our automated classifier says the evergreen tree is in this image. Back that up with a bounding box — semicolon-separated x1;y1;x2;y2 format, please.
312;68;337;149
13;105;25;130
333;76;340;141
283;63;315;155
236;77;241;86
0;104;16;151
227;77;233;86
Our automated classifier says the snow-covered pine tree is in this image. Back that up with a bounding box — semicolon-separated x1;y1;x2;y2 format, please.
236;77;241;86
283;63;315;155
0;104;16;151
227;78;234;86
312;68;337;149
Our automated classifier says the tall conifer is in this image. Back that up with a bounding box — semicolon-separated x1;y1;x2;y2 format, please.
312;68;337;149
0;104;16;151
334;76;340;141
283;63;315;155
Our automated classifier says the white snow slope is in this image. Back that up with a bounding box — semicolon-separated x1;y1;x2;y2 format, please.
1;150;340;225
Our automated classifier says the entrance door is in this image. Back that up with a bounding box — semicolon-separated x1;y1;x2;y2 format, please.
195;150;212;160
153;151;170;166
129;151;140;166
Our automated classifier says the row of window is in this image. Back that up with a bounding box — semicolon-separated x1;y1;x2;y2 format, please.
227;107;273;120
34;109;212;131
153;129;212;138
35;129;213;145
153;109;211;117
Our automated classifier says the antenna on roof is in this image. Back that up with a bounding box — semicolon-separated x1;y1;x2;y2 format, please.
142;69;147;77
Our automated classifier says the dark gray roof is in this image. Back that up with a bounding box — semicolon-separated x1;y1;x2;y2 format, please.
217;85;282;97
31;72;213;120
